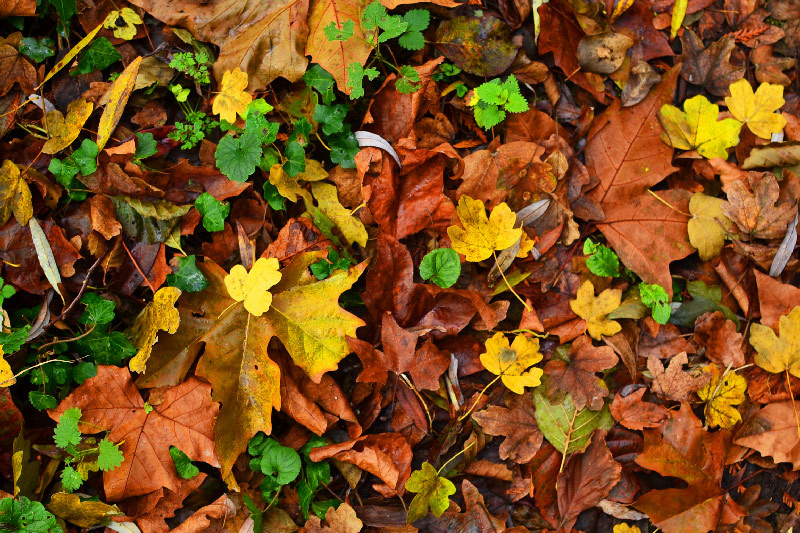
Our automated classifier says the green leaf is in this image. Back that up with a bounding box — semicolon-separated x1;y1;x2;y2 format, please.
0;277;16;308
474;103;505;130
243;98;274;120
72;362;97;385
398;10;429;50
0;325;30;353
29;391;58;411
584;238;620;277
345;62;380;100
71;139;98;176
134;132;158;161
73;330;134;365
195;192;230;233
289;118;312;147
78;293;115;326
323;19;355;41
310;259;333;280
260;445;302;485
314;103;347;135
303;64;336;105
48;158;79;188
419;248;461;288
471;75;528;129
167;255;208;292
74;37;121;75
262;182;286;211
0;496;62;532
54;407;82;449
327;131;360;167
282;140;306;177
244;112;279;145
20;37;55;63
533;389;614;456
396;65;422;94
47;0;77;23
215;132;262;182
671;280;738;328
405;462;456;522
97;438;124;472
169;446;199;479
639;283;671;324
60;466;83;492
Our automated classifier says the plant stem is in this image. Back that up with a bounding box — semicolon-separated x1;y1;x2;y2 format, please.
457;374;501;421
785;368;800;440
492;251;531;312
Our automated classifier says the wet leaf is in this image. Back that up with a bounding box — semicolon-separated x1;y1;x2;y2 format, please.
479;332;544;394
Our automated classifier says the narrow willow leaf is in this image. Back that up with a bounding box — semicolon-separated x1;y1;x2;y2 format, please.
38;20;106;88
97;56;142;150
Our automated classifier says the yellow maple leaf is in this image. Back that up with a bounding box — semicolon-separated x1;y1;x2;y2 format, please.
0;346;15;387
613;525;641;533
517;232;536;258
0;160;32;227
42;98;94;155
213;68;252;124
725;79;787;140
688;192;735;261
128;287;182;373
103;8;142;40
225;257;282;317
447;196;522;262
570;279;622;340
697;364;746;429
269;159;327;203
750;306;800;377
311;182;368;247
659;95;742;159
480;332;543;394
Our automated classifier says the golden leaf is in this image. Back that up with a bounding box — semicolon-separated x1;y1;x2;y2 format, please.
42;98;93;154
570;279;622;340
613;525;641;533
447;195;521;262
224;257;282;317
697;364;746;429
128;287;182;373
0;160;32;227
725;79;787;140
659;95;742;159
103;8;142;40
750;306;800;377
687;192;735;261
0;346;14;387
46;492;122;529
97;56;142;150
311;182;368;247
479;332;543;394
212;68;252;124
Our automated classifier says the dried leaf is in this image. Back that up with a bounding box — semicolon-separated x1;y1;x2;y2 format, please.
609;388;669;431
29;217;63;301
127;286;181;373
472;394;543;463
545;335;618;411
46;492;122;528
648;352;710;402
722;172;797;239
0;159;32;226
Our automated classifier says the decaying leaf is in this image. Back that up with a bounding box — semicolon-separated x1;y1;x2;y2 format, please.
405;462;456;522
42;98;93;154
648;352;710;402
722;172;797;239
544;335;618;411
472;393;543;463
0;159;32;226
688;193;735;261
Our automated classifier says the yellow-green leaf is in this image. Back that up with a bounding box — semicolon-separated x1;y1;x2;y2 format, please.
659;95;742;159
212;68;251;124
46;492;122;529
128;286;181;373
224;257;282;317
42;98;93;154
479;332;543;394
725;79;787;140
0;160;32;226
405;462;456;522
268;159;327;203
30;217;63;301
570;280;622;340
697;364;746;429
670;0;687;40
311;182;368;247
447;195;521;262
750;306;800;377
97;56;142;150
688;192;735;261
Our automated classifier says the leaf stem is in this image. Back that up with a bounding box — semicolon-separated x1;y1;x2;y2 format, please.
646;189;691;217
785;368;800;440
457;374;501;421
436;441;476;476
492;251;531;312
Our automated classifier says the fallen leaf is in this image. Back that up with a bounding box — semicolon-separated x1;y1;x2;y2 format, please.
97;56;142;151
48;366;219;501
46;492;122;528
103;8;142;40
533;389;614;458
545;335;618;411
212;68;252;124
659;94;743;159
693;311;745;367
434;13;519;77
754;269;800;329
311;182;368;247
42;98;94;154
725;79;787;139
751;45;795;86
570;280;622;340
688;192;735;261
428;479;506;531
472;393;543;463
722;172;797;239
405;462;456;522
168;493;240;533
0;159;32;226
479;332;544;394
224;257;282;317
447;195;521;262
302;502;363;532
735;400;800;469
680;30;745;96
648;352;710;402
127;286;181;373
697;364;746;429
750;305;800;377
609;388;669;431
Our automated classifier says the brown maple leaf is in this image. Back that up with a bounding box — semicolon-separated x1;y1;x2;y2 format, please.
735;401;800;470
610;388;669;431
751;45;796;86
722;172;797;239
680;30;745;96
544;335;618;411
648;352;710;402
472;394;543;464
49;366;219;501
300;503;363;533
693;311;745;368
754;270;800;329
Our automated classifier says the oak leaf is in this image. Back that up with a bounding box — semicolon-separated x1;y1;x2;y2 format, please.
609;388;669;431
648;352;710;402
659;95;742;159
0;160;32;227
42;98;94;154
688;193;735;261
570;280;622;340
545;335;618;411
479;332;543;394
750;306;800;377
48;366;219;501
212;68;252;124
721;172;797;239
447;195;521;262
725;79;787;140
224;257;282;317
127;286;181;374
405;462;456;522
472;393;543;463
697;364;746;429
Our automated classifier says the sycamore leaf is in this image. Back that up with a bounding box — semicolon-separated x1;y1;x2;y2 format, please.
648;352;709;402
614;524;641;533
405;462;456;522
688;193;735;261
46;492;122;528
0;160;32;227
570;280;622;340
697;364;746;429
533;389;614;457
311;182;368;247
721;172;797;240
212;68;252;124
479;332;543;394
97;56;142;151
42;98;93;154
268;159;327;202
472;393;543;463
224;257;282;317
725;79;787;140
750;306;800;378
128;287;181;373
659;94;742;159
0;346;15;387
544;335;618;411
447;195;521;262
103;8;142;40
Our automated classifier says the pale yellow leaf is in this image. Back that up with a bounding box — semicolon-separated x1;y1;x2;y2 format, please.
725;79;787;140
688;192;734;261
570;280;622;340
42;98;94;154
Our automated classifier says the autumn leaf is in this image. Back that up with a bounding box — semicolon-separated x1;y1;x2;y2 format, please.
405;462;456;522
688;192;735;261
97;56;142;151
697;364;746;429
311;182;368;247
659;95;743;159
0;346;14;387
224;257;282;317
721;172;797;240
472;393;543;463
570;280;622;340
544;334;618;411
46;493;122;528
127;286;181;373
648;352;710;402
750;306;800;377
725;79;787;140
302;502;363;532
212;68;252;124
533;389;614;459
609;388;668;431
42;98;93;154
479;332;543;394
103;8;142;40
447;195;521;262
0;159;32;227
735;400;800;470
